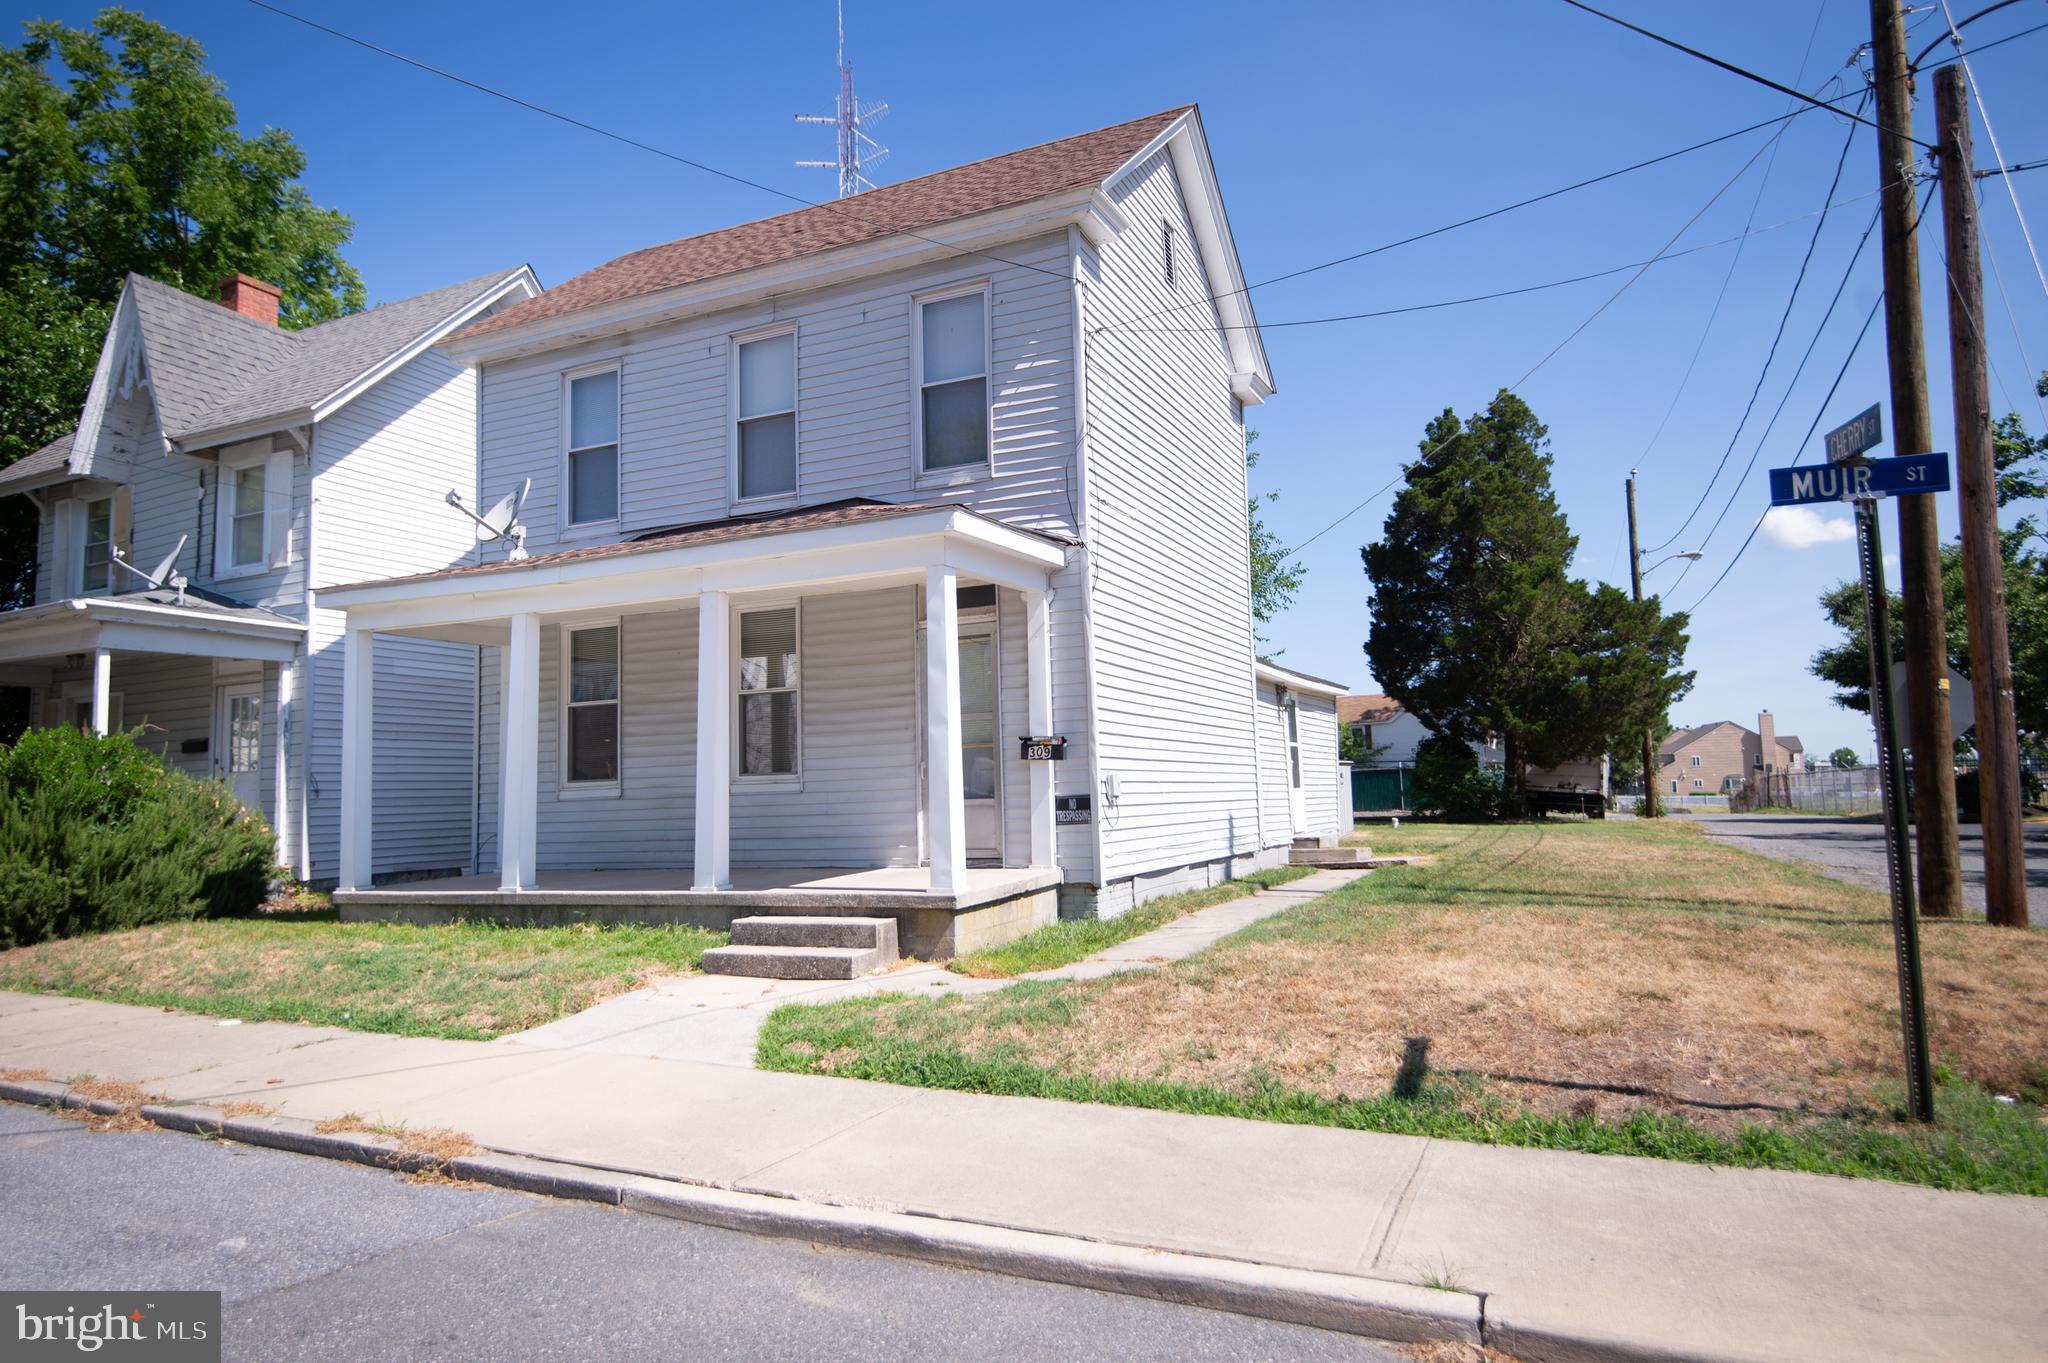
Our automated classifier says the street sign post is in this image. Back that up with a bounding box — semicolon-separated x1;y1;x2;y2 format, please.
1779;414;1936;1121
1825;403;1885;464
1768;453;1949;506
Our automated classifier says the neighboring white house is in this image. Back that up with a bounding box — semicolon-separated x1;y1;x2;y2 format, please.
1338;693;1609;797
319;106;1347;953
0;266;541;882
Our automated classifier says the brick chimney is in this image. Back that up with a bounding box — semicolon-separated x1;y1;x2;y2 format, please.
218;274;282;327
1758;710;1777;775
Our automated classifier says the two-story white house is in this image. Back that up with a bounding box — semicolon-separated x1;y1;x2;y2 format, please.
315;106;1349;958
0;265;540;883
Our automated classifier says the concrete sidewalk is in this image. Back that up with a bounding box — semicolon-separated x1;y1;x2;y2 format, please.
504;868;1365;1065
2;991;2041;1362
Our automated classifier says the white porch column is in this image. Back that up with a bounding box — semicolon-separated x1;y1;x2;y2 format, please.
274;654;296;876
925;565;966;896
89;648;112;736
499;612;540;892
1023;587;1055;869
693;591;732;890
339;628;373;892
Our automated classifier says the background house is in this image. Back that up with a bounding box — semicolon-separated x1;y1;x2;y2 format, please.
1338;693;1608;796
1658;710;1805;794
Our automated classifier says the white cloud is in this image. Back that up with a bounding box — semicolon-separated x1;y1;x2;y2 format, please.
1760;505;1856;550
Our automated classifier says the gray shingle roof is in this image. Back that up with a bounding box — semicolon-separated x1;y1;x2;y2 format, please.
0;431;78;493
127;275;300;439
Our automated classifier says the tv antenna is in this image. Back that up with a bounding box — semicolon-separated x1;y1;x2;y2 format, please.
795;0;888;198
446;479;531;560
111;536;190;606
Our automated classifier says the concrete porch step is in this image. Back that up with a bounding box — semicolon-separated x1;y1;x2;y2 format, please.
1288;845;1372;867
703;915;902;979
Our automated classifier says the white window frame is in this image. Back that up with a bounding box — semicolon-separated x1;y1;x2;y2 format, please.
1692;777;1705;790
732;600;802;786
728;323;800;509
80;495;113;596
214;445;270;579
1689;754;1701;767
558;619;623;796
560;361;623;535
911;281;994;485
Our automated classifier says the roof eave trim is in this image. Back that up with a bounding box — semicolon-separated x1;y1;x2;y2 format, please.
1255;660;1348;697
310;266;542;413
171;411;314;455
67;285;145;479
440;190;1110;365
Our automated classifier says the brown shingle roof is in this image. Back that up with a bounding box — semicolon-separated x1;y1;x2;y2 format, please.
322;498;1071;595
1338;694;1404;726
454;108;1189;344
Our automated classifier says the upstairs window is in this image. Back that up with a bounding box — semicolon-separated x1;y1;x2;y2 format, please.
1162;218;1177;290
81;497;112;593
566;367;620;526
738;606;799;778
918;289;989;474
564;624;621;785
735;331;797;501
1689;754;1702;767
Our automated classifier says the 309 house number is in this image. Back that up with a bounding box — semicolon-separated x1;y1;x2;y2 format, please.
1018;736;1067;761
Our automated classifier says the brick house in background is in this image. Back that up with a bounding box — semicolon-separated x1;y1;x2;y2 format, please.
1658;711;1805;795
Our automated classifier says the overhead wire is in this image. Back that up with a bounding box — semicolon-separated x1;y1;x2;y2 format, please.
1935;0;2048;310
1645;88;1869;554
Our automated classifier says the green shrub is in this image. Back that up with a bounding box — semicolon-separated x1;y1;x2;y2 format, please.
1411;734;1504;821
0;727;279;947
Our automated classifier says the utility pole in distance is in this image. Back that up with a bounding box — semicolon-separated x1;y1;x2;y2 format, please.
1626;472;1659;818
1934;65;2029;929
1868;0;1964;919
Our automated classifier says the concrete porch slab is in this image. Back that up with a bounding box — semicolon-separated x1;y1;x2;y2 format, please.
335;865;1059;915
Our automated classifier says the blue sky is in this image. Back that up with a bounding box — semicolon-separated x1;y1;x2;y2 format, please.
17;0;2046;761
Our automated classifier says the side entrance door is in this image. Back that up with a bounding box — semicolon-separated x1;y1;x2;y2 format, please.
216;681;262;811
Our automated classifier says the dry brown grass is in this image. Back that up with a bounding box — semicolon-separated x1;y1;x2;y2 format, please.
313;1113;482;1184
0;1066;52;1083
910;822;2048;1129
1401;1344;1521;1363
55;1076;166;1132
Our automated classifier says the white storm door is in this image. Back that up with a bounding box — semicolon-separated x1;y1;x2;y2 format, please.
958;628;1001;861
218;683;263;810
1285;699;1308;835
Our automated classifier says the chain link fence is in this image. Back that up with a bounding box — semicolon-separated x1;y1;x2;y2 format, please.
1730;767;1883;815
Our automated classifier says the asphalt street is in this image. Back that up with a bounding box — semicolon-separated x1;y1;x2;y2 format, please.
1697;812;2048;919
0;1103;1403;1362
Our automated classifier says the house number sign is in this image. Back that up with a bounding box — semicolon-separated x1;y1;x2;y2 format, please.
1019;735;1067;761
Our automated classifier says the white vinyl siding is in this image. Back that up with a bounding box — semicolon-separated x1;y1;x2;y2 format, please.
1079;148;1266;881
1296;692;1343;836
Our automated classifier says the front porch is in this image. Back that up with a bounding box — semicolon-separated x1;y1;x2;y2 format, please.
334;864;1060;958
320;500;1073;960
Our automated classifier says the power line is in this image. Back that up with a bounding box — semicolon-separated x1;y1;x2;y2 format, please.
1115;177;1900;335
1089;85;1877;337
1645;91;1869;554
242;0;1074;288
1936;0;2048;310
1912;0;2040;66
1680;184;1939;611
1280;120;1798;563
1553;0;1936;151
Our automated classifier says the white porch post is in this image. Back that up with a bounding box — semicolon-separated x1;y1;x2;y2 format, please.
926;565;966;896
89;648;112;736
1023;587;1055;869
693;591;732;890
339;628;373;891
499;612;540;892
274;654;296;876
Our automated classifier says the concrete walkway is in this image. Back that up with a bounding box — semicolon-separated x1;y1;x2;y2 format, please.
1;991;2040;1362
504;868;1365;1065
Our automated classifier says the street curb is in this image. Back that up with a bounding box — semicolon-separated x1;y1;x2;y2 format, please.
0;1088;1480;1349
614;1175;1482;1347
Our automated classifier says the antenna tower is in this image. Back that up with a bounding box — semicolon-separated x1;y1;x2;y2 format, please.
795;2;887;197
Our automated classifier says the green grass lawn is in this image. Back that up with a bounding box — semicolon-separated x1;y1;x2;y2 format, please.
0;912;725;1040
762;819;2048;1194
946;866;1316;977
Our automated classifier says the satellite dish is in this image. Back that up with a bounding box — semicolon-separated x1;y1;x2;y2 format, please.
446;479;531;560
111;534;191;606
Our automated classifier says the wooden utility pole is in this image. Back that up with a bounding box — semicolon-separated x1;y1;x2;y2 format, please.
1626;472;1659;817
1935;65;2029;929
1868;0;1964;918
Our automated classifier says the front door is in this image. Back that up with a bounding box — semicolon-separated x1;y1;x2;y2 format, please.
1285;698;1308;835
918;620;1003;865
217;682;262;811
